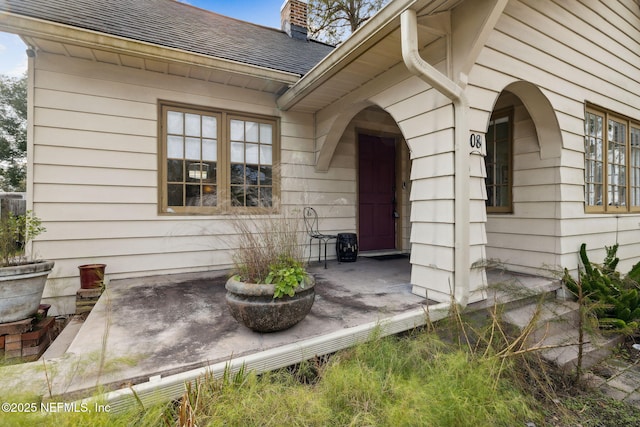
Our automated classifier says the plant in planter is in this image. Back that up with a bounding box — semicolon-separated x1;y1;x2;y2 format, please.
0;210;54;324
225;213;315;332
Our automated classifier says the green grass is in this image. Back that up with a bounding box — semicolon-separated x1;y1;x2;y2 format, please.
38;331;539;427
2;326;639;426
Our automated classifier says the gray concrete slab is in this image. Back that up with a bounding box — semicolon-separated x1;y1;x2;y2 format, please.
51;256;425;396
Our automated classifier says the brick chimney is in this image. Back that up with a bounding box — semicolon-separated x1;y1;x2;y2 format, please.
281;0;308;40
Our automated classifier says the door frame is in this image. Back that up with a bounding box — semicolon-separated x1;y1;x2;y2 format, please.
355;129;406;253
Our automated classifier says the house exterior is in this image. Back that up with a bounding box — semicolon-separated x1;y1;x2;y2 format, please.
0;0;639;316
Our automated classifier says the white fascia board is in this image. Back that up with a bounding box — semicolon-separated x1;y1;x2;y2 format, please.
0;12;301;85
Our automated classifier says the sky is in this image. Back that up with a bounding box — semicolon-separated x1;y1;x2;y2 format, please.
0;0;285;77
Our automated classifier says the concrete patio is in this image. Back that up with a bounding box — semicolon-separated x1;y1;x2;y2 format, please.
0;255;562;411
64;255;425;393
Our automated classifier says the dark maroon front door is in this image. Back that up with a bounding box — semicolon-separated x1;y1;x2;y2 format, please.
358;134;396;252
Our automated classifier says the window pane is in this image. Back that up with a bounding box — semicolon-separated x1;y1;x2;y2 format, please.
231;186;245;206
260;145;272;165
202;116;217;138
260;166;272;185
497;185;508;206
186;184;201;206
246;121;259;142
230;120;244;141
231;142;245;163
202;185;217;206
607;119;626;207
246;165;259;185
185;113;201;137
484;113;510;210
167;111;183;134
496;120;508;140
585;111;604;208
260;187;273;207
631;127;640;206
167;184;183;206
162;108;223;211
202;139;217;162
260;123;272;144
230;164;245;184
167;136;183;158
246;143;259;164
187;162;206;181
185;137;200;160
203;161;217;183
246;186;259;207
167;159;183;182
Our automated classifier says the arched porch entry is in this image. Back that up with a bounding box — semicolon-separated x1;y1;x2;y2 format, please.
483;81;563;275
318;106;412;255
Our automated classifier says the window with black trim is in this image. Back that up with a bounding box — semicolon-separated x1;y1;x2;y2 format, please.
159;102;279;214
584;106;640;213
485;109;513;213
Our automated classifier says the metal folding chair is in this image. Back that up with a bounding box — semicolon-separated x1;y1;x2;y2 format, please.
303;207;336;269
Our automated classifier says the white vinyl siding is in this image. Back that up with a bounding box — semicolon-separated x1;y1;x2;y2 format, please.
29;53;348;313
477;0;640;275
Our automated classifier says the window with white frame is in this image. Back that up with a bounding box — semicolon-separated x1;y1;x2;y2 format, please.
584;106;640;213
159;102;279;214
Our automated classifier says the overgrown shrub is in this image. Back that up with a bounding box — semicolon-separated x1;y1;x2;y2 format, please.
231;214;305;285
0;210;45;266
563;243;640;332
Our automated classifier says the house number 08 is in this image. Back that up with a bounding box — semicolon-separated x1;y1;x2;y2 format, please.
469;133;482;149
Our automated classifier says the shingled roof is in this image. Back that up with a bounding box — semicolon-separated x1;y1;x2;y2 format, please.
1;0;334;76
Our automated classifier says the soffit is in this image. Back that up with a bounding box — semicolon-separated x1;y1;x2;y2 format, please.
22;35;291;94
279;0;463;113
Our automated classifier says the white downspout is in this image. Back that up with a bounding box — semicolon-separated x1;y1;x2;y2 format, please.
400;9;470;308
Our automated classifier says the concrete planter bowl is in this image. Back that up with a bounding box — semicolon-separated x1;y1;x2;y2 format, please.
225;274;315;333
0;260;55;324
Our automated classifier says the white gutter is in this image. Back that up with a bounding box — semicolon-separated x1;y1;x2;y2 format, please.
400;9;470;308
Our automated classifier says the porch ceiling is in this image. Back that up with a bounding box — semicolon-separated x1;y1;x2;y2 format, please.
278;0;463;113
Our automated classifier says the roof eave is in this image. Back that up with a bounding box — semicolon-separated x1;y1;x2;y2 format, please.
0;11;301;85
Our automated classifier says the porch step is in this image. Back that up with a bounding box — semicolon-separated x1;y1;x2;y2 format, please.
40;315;85;360
502;300;580;345
501;299;624;372
540;329;624;372
469;272;562;314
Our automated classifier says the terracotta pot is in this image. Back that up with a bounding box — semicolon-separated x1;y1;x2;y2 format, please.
0;260;54;323
225;275;315;332
78;264;106;289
